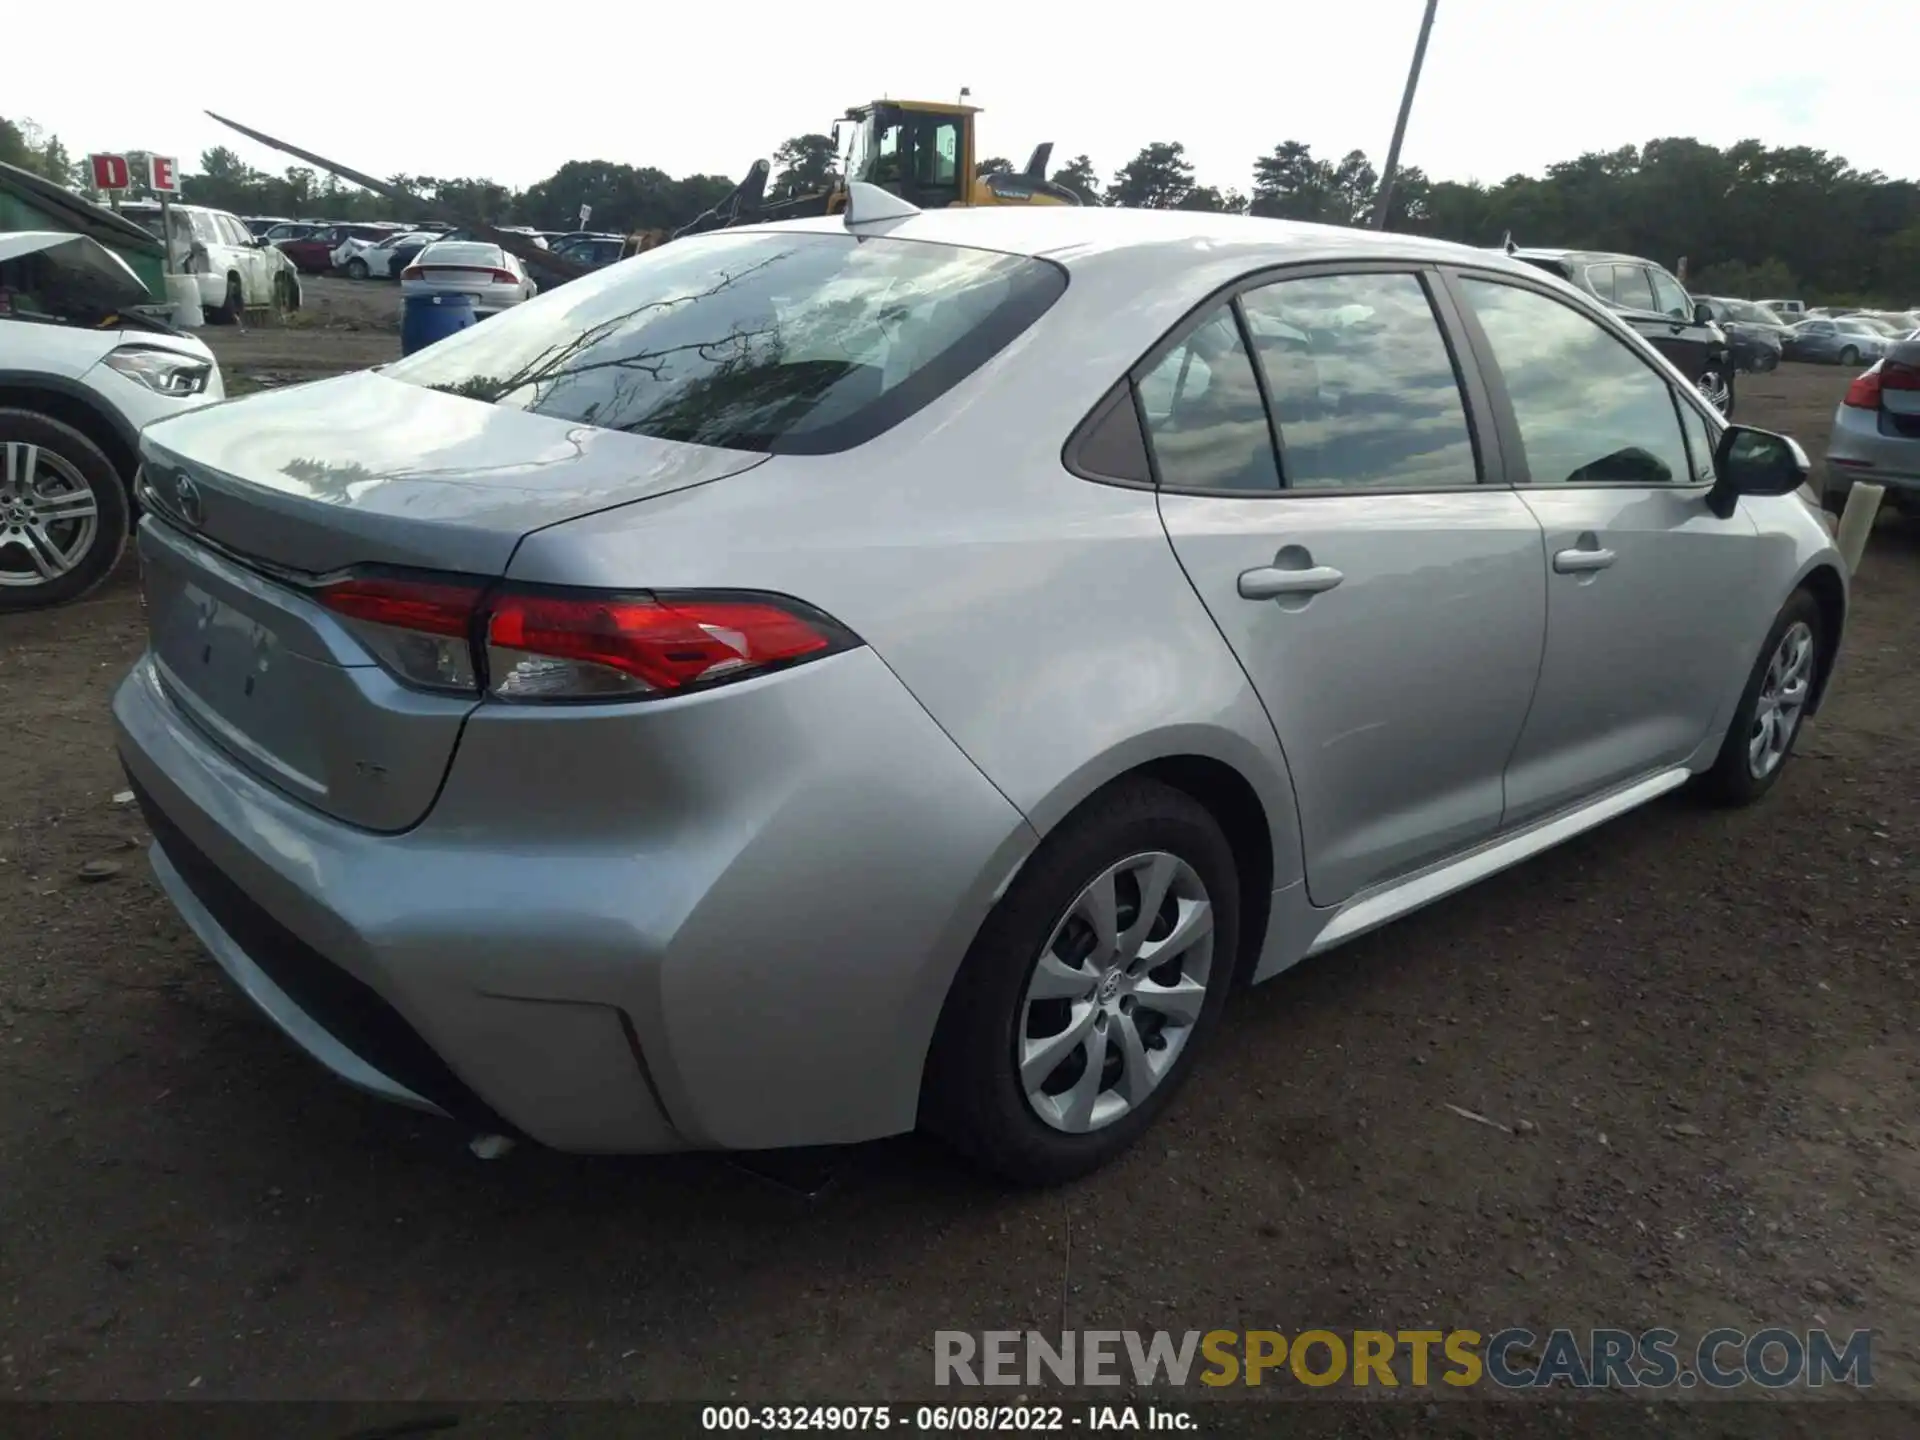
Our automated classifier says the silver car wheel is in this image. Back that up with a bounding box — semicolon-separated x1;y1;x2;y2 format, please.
0;442;100;587
1018;851;1214;1134
1696;369;1732;414
1748;620;1814;780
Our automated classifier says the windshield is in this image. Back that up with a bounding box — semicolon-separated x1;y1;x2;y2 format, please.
385;230;1065;454
1723;301;1776;324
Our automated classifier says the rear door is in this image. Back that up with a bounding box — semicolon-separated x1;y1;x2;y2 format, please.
1446;270;1763;826
1153;267;1546;906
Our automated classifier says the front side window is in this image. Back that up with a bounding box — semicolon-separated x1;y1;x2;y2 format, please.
1459;277;1691;487
1137;306;1279;492
1648;268;1692;320
1238;271;1477;490
188;211;223;245
1674;397;1718;485
387;230;1065;454
1610;265;1658;312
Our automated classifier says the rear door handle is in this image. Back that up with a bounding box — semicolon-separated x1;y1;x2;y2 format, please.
1238;564;1345;600
1553;547;1617;574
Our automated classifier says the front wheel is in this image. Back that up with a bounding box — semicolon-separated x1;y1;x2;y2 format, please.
0;410;131;611
1696;589;1823;807
1839;346;1861;367
1697;366;1735;416
921;778;1240;1185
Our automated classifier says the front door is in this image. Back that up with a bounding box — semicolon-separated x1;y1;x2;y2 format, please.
1150;270;1547;906
1450;272;1763;826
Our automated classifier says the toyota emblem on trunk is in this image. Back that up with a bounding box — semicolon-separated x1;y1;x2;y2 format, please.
171;473;205;528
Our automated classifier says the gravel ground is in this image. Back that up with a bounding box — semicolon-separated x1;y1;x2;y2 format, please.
0;354;1915;1413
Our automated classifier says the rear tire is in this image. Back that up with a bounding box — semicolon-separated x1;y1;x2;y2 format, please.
1696;589;1823;807
210;273;244;326
345;257;369;280
0;409;131;612
1839;345;1860;366
921;779;1240;1186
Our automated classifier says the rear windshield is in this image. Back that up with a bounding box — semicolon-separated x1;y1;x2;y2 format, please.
384;229;1065;454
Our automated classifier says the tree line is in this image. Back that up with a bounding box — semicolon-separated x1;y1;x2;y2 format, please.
6;114;1916;304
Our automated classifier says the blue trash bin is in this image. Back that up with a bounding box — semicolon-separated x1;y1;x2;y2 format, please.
401;292;476;356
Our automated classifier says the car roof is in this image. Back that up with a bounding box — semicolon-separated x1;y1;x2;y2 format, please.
1508;247;1653;267
731;206;1545;278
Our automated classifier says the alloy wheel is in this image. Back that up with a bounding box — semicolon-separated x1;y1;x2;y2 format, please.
1018;851;1214;1134
0;442;100;587
1696;369;1732;414
1749;620;1814;780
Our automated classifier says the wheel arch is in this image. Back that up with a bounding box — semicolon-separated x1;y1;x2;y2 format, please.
1798;562;1847;714
1014;731;1301;986
0;377;139;485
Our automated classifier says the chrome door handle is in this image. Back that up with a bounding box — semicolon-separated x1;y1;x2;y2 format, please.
1553;547;1617;574
1238;564;1345;600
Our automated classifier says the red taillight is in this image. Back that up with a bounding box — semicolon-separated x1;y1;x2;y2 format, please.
1882;360;1920;392
313;572;852;702
490;268;517;285
316;573;480;636
400;265;423;280
1843;370;1882;409
486;592;841;700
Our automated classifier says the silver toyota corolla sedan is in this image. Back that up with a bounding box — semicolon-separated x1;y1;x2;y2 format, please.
114;193;1848;1184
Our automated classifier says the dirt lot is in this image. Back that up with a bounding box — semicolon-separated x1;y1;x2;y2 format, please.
1;346;1916;1414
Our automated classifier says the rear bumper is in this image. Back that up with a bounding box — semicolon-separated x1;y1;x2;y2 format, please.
1825;408;1920;509
112;646;1034;1153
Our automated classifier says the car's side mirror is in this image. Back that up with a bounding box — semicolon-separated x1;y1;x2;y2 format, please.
1693;302;1715;326
1706;425;1810;518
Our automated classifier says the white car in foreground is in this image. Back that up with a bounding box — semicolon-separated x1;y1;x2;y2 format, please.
336;231;439;279
0;232;224;609
400;240;535;316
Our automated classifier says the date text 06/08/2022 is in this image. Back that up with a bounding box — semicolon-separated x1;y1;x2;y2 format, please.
701;1404;1193;1432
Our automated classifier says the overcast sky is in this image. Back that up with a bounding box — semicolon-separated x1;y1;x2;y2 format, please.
11;1;1916;193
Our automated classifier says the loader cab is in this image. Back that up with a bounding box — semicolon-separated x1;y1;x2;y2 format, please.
839;101;976;210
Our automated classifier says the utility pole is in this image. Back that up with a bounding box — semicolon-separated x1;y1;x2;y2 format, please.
1372;0;1439;230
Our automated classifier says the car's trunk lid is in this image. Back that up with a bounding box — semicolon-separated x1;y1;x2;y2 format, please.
138;368;768;576
135;370;768;829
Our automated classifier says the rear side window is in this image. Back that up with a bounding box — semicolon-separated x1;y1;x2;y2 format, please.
386;230;1065;454
1649;268;1691;320
1137;307;1280;492
1582;264;1617;303
1239;272;1477;489
1610;265;1657;312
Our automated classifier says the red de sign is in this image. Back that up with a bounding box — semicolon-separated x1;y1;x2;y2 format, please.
148;155;179;193
89;153;131;191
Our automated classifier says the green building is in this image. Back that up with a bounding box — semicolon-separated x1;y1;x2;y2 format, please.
0;160;168;299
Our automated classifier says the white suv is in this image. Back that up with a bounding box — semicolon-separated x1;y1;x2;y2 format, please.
119;201;302;323
1;233;226;609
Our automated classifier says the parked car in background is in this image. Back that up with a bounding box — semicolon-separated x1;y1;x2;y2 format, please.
1824;338;1920;516
114;206;1845;1182
1760;299;1806;317
0;232;225;610
280;223;397;275
400;240;535;315
1843;314;1906;338
1696;296;1789;373
260;222;320;243
383;230;473;279
528;234;628;292
243;215;293;237
120;201;302;322
1511;247;1735;413
338;230;439;280
1783;316;1894;366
